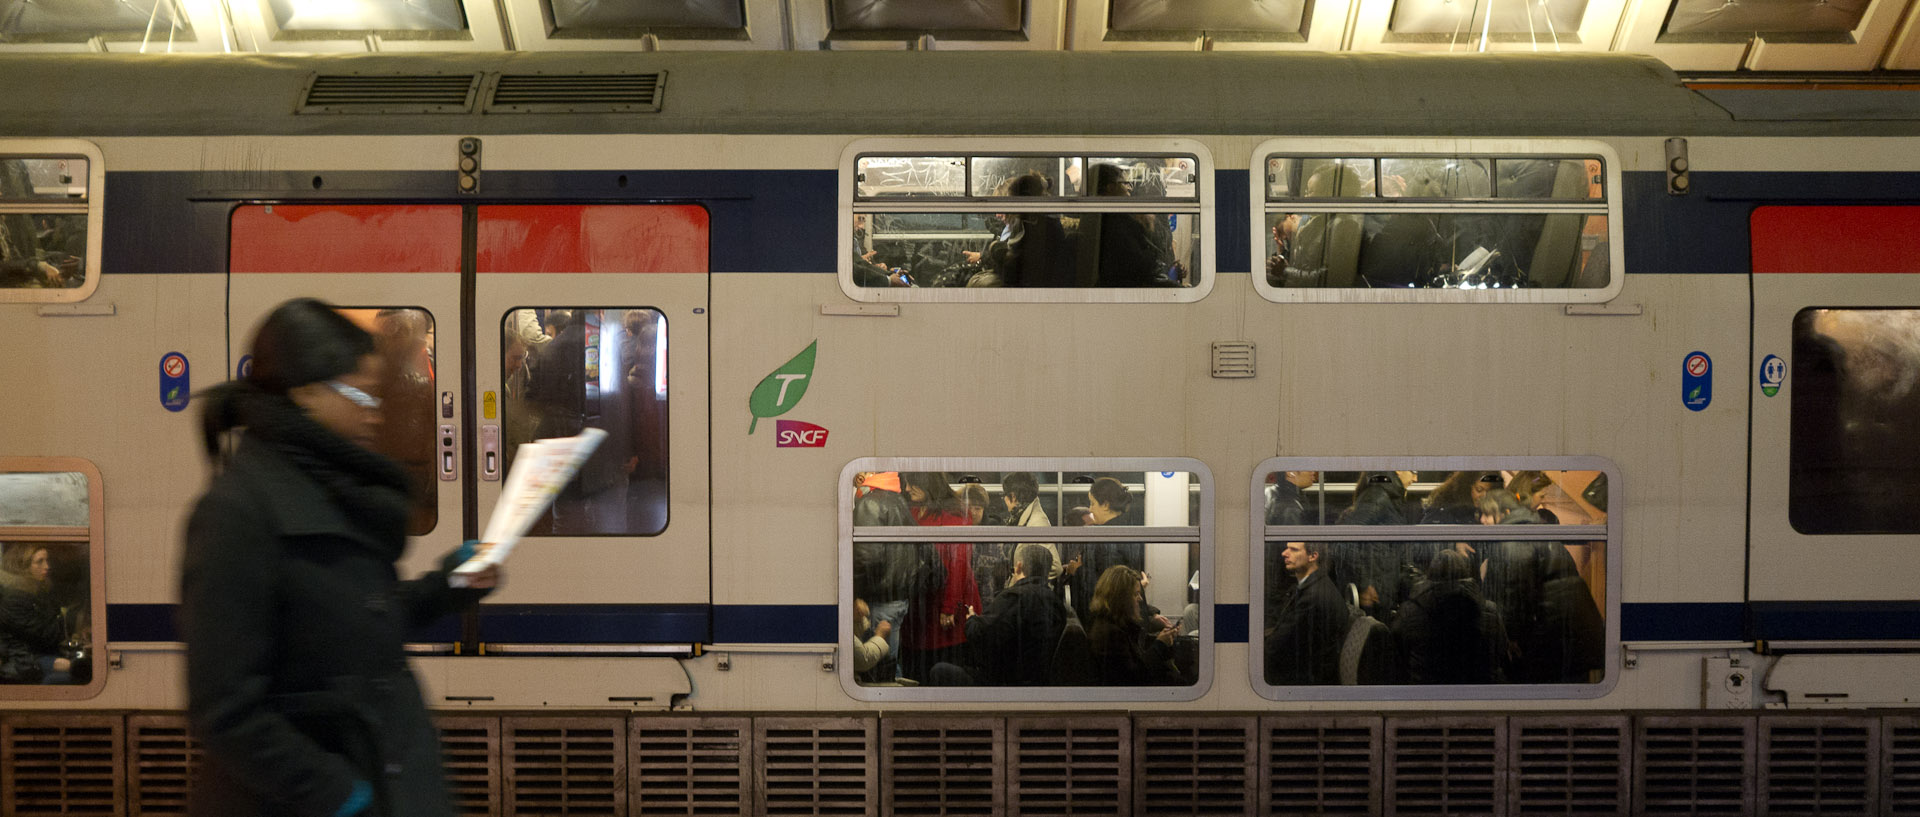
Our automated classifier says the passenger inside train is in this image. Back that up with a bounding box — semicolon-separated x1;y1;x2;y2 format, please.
850;470;1201;687
1261;469;1608;687
0;541;90;685
852;155;1199;289
0;159;87;290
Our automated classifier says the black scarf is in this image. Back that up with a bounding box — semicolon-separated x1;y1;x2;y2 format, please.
230;385;412;560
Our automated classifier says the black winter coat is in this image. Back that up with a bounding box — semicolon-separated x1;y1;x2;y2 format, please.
1265;570;1347;685
962;575;1068;686
182;412;487;817
0;571;67;683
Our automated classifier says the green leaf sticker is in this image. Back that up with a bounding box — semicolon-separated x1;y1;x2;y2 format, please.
748;340;817;434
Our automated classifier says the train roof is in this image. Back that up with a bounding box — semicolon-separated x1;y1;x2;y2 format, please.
1;50;1914;139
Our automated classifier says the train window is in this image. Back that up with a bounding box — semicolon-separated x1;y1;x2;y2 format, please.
0;142;104;304
844;141;1214;302
0;460;107;700
842;460;1213;702
337;307;439;536
1790;308;1920;534
1251;460;1619;701
1253;140;1621;303
501;307;669;537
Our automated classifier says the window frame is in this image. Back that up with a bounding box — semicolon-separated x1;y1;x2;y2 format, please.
0;140;105;305
839;138;1216;304
1248;456;1623;701
1249;138;1625;305
839;457;1215;702
0;457;107;700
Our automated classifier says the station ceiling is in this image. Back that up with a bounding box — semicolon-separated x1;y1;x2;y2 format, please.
3;0;1919;74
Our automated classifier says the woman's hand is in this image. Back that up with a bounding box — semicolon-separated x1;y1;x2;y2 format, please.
462;565;502;590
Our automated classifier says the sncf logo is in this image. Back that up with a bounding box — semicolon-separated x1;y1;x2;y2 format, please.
775;420;830;448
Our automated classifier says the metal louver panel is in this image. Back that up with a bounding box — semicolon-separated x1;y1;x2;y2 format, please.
1;714;125;817
485;73;665;114
628;716;752;816
128;715;201;817
1887;716;1920;815
1007;715;1131;817
1509;715;1629;817
882;716;1003;816
1386;716;1507;817
754;716;875;817
1134;715;1255;816
437;715;501;817
503;716;627;816
1635;715;1755;815
298;73;480;114
1759;716;1877;816
1261;715;1381;816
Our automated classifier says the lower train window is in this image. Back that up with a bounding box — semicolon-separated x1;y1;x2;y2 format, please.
841;459;1212;701
501;307;669;537
0;460;107;700
1791;308;1920;534
338;307;437;535
1251;459;1620;700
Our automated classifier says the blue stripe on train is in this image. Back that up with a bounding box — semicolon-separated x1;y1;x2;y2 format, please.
116;600;1897;645
103;168;1920;279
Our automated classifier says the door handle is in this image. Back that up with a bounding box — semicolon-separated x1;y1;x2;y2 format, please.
438;424;457;481
481;424;501;481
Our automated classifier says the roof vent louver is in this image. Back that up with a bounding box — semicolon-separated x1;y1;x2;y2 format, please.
486;72;665;114
299;73;481;114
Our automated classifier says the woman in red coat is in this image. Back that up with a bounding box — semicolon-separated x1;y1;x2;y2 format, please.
899;472;981;682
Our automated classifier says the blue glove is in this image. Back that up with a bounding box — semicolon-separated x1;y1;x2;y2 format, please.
456;539;478;563
333;780;372;817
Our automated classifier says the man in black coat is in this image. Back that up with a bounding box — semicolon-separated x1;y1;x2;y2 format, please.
1265;540;1348;686
960;546;1069;686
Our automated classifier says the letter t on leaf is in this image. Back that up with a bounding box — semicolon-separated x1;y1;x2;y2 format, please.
749;340;817;433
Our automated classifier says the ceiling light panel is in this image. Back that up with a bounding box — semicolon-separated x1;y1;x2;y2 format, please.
1108;0;1306;35
266;0;467;32
0;0;194;40
828;0;1024;33
1388;0;1588;36
1662;0;1867;40
545;0;745;32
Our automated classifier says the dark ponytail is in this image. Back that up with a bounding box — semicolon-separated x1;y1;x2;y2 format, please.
198;298;375;461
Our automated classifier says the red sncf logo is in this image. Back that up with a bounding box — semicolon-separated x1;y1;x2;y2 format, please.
775;420;830;448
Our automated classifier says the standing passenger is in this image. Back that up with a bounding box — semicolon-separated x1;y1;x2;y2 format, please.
181;298;498;817
900;472;981;683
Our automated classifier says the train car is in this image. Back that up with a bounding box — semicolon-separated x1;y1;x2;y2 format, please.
2;50;1919;813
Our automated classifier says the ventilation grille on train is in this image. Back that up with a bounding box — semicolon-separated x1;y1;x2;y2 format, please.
503;717;626;816
1387;716;1507;816
1635;715;1755;815
437;716;501;817
1;714;125;817
1262;716;1380;816
1510;715;1629;817
298;73;482;114
485;73;665;114
882;717;1002;816
629;716;752;816
128;715;201;817
1888;716;1920;815
1134;715;1255;816
754;717;874;817
1759;716;1877;815
1007;715;1131;817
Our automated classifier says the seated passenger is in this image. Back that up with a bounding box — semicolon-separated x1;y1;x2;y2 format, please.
962;173;1074;288
1392;549;1505;684
851;599;892;676
952;546;1070;686
1087;565;1179;685
1085;164;1166;287
1265;541;1346;686
0;544;76;684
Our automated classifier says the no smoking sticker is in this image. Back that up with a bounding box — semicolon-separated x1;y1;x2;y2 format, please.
1682;351;1712;412
159;351;190;413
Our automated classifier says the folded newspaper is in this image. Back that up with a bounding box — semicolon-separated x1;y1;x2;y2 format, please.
449;427;607;587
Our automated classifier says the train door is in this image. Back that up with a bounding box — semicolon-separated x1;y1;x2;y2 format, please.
229;203;712;645
1749;206;1920;633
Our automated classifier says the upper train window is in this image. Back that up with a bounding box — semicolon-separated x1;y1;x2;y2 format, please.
1791;308;1920;534
0;141;104;305
0;459;107;700
841;459;1213;702
1251;458;1620;701
1251;139;1623;304
842;140;1214;304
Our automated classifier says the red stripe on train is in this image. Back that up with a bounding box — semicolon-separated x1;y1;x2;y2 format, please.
1751;206;1920;274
